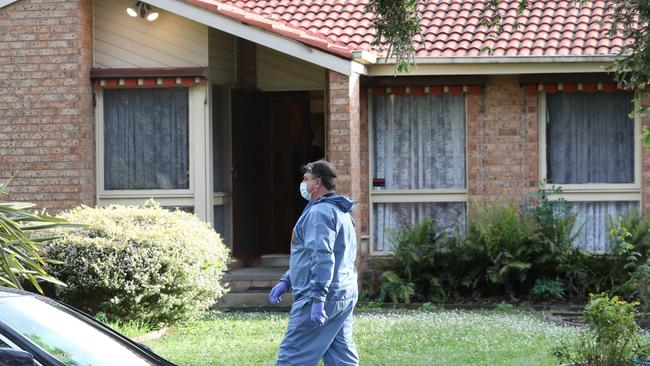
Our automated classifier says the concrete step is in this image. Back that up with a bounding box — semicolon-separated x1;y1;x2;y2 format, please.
227;279;277;291
218;266;292;308
215;290;293;309
259;254;290;268
222;266;288;282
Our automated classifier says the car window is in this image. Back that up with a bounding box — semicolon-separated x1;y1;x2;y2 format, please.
0;296;156;366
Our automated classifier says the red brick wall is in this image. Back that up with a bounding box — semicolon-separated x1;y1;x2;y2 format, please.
0;0;95;213
467;75;540;208
326;70;370;271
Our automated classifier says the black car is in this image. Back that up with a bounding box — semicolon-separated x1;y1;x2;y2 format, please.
0;287;175;366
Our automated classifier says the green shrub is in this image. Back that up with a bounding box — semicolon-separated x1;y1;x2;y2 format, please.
630;261;650;311
554;294;646;366
467;202;539;297
378;271;415;303
44;202;232;326
380;218;469;302
531;279;566;301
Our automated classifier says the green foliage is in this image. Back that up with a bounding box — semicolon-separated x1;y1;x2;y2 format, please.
604;210;650;308
531;279;566;301
378;218;469;302
44;202;232;326
367;0;422;73
0;177;71;293
469;202;538;295
554;294;646;366
379;270;415;303
369;186;650;306
630;261;650;311
494;302;514;312
418;302;439;312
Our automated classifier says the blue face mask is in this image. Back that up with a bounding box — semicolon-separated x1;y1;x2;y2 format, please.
299;181;311;201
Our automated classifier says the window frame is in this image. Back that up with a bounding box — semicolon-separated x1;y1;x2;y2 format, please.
538;91;642;203
95;84;209;217
368;92;469;256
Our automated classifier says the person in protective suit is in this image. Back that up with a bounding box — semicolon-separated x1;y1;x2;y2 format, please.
269;160;359;366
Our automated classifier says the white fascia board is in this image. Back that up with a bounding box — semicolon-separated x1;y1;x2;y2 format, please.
367;61;613;76
351;61;367;75
0;0;19;9
144;0;355;76
384;55;618;64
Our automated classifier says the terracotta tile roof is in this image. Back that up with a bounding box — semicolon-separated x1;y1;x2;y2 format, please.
187;0;630;59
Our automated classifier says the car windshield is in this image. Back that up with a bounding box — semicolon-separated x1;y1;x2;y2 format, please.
0;296;156;366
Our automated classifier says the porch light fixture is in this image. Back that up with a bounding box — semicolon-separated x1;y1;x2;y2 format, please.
126;1;159;21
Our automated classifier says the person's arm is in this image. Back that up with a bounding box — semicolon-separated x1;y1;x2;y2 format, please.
304;209;337;302
279;270;291;287
269;270;291;304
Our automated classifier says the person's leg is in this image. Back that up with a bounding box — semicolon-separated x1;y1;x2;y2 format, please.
322;299;359;366
276;299;342;366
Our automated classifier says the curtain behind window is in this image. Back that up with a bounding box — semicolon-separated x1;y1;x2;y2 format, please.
373;202;466;251
372;94;466;251
571;201;638;252
547;91;634;184
104;88;189;190
373;94;466;189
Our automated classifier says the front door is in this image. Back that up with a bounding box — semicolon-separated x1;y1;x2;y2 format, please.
263;93;312;255
232;91;323;261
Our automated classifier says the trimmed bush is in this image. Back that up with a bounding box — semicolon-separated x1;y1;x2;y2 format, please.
44;202;231;326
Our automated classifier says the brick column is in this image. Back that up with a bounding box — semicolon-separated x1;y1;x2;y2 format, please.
467;75;539;208
325;71;366;259
0;0;95;213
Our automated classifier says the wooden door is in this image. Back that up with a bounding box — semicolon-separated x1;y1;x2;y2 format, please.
262;93;311;254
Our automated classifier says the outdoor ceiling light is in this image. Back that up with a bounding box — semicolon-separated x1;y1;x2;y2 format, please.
126;1;159;21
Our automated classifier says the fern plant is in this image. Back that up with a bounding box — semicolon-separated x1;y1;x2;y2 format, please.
379;271;415;304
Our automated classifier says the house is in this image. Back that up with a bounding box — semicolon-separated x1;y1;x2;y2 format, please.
1;0;645;276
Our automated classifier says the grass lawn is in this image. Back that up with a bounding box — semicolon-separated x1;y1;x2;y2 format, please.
141;309;582;366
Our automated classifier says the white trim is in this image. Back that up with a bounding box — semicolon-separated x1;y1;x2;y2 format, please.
371;191;468;203
548;192;642;202
191;84;210;221
144;0;354;76
538;91;642;204
351;61;368;76
97;197;195;207
96;86;197;198
96;85;212;220
380;55;618;64
0;0;18;9
212;193;232;205
367;62;611;76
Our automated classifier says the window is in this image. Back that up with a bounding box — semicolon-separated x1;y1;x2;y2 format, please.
370;93;467;253
541;90;640;252
96;84;208;220
103;88;190;190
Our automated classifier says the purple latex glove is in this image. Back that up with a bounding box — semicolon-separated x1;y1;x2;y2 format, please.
311;301;327;326
269;282;289;304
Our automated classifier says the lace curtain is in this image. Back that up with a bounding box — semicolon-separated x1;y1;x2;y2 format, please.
547;91;634;184
372;94;466;251
104;88;189;190
547;91;636;251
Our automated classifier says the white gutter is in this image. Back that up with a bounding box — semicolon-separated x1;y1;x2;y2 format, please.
0;0;19;9
145;0;356;76
376;55;619;64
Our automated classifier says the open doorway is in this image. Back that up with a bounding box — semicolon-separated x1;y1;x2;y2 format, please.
231;90;324;263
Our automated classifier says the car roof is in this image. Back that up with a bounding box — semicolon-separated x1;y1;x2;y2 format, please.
0;287;36;298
